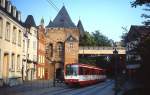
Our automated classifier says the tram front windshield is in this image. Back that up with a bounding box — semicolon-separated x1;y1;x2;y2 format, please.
66;65;78;76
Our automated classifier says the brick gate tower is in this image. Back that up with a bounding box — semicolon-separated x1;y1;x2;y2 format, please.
45;6;81;79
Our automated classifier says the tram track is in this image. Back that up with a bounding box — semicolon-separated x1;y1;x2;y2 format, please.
54;80;113;95
39;86;75;95
70;80;113;95
39;80;113;95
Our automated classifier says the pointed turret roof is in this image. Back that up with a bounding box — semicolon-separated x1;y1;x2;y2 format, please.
24;15;36;28
77;20;84;37
40;17;44;26
52;6;76;28
46;20;55;28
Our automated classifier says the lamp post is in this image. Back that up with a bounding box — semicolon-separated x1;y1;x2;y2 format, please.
113;48;118;95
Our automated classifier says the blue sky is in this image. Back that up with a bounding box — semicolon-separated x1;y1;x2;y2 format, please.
11;0;144;41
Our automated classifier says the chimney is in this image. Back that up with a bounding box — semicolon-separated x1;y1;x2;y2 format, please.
6;0;11;13
16;10;21;21
11;6;16;17
1;0;5;8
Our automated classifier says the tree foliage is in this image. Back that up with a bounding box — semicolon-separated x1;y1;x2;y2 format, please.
79;30;113;46
131;0;150;7
131;1;150;25
121;27;128;47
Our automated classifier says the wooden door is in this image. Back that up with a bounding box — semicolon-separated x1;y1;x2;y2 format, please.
3;54;9;83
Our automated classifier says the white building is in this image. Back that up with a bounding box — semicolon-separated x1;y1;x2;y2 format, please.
24;15;38;80
0;0;24;86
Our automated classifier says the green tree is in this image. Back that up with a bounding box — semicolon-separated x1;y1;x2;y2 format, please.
79;30;113;46
121;27;128;47
92;30;112;46
79;31;96;46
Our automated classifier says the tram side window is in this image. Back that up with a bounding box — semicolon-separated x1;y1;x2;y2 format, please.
66;65;78;76
66;65;71;75
79;67;84;75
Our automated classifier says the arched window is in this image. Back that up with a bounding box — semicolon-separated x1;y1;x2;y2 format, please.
57;42;64;57
49;43;53;57
46;43;53;58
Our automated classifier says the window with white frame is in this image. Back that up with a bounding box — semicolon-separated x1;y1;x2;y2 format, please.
17;55;20;70
5;22;10;41
18;30;21;46
12;26;17;43
11;53;15;70
0;17;3;38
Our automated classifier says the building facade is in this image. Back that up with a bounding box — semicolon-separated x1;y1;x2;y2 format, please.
126;25;150;76
0;0;24;86
37;18;48;79
24;15;38;80
45;6;80;80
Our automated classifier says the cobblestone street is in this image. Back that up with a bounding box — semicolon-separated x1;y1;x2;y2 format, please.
0;80;118;95
0;80;66;95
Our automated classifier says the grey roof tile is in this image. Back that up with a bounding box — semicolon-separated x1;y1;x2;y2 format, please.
46;20;55;28
52;6;76;28
77;20;84;37
24;15;36;28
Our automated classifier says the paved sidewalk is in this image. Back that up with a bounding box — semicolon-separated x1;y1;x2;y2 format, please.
0;80;66;95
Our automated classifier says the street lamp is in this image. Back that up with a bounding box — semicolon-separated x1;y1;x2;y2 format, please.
113;48;118;95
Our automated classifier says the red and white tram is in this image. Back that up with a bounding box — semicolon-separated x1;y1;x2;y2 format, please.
64;63;106;86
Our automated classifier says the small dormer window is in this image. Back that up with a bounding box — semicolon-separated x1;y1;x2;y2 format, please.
70;37;73;41
7;1;11;13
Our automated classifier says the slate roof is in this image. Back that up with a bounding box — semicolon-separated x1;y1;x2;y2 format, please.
126;25;150;42
46;20;55;28
0;1;24;26
24;15;36;28
47;6;76;28
77;20;84;37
